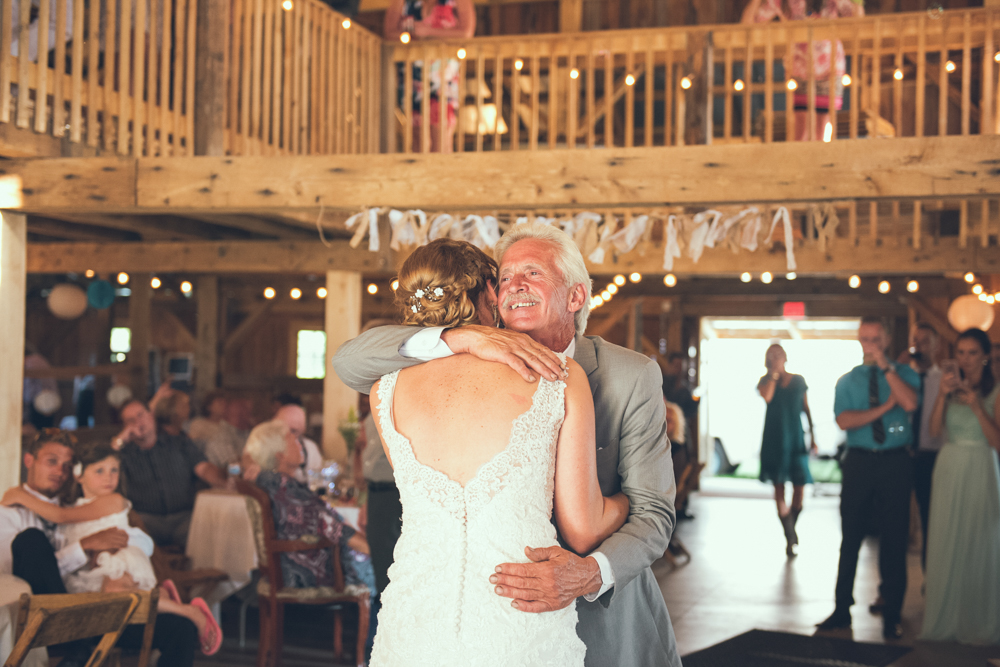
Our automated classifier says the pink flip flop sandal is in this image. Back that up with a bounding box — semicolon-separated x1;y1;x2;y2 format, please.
191;597;223;655
161;579;182;604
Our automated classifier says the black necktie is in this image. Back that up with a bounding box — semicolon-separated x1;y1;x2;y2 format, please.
910;370;927;451
870;365;886;444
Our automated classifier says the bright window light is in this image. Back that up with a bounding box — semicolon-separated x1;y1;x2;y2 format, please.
296;330;327;379
110;327;131;353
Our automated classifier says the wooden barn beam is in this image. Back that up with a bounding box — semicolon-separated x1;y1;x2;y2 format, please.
1;212;26;491
5;136;1000;214
324;271;362;461
26;240;396;274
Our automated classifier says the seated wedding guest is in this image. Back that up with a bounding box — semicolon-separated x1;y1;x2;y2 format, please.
242;420;376;651
114;399;228;548
188;391;245;469
273;402;324;484
664;400;690;497
0;430;201;667
153;390;191;437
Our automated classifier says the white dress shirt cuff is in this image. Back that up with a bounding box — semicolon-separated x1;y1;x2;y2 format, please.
583;552;614;602
398;327;453;361
56;543;88;578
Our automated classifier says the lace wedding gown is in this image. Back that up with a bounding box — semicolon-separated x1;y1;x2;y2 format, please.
370;364;586;667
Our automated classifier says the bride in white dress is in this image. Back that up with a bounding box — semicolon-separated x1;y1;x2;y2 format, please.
367;238;629;666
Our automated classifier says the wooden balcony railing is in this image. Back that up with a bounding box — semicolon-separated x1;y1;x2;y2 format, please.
0;0;198;155
225;0;381;155
385;7;1000;153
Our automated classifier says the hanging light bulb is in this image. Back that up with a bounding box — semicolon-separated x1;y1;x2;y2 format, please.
290;288;302;300
878;280;891;294
180;281;192;294
264;287;276;299
342;18;351;28
973;284;984;295
367;283;378;295
664;274;677;287
680;76;692;89
733;79;744;92
457;48;467;60
281;0;292;9
786;79;798;90
761;272;773;284
965;272;976;283
400;31;411;44
945;60;956;73
601;290;611;301
613;274;626;286
893;68;904;80
514;59;524;71
85;269;95;278
786;272;797;281
625;74;635;86
906;280;919;293
842;74;852;86
391;280;399;291
607;284;618;295
317;287;328;299
570;68;580;79
629;272;642;283
151;277;162;289
117;272;129;285
740;272;752;283
849;275;861;288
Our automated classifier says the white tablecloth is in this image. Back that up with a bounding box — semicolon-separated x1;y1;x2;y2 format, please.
0;574;45;667
185;490;258;605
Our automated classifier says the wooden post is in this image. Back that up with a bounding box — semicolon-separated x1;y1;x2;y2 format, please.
1;212;26;491
323;271;361;461
684;31;713;146
559;0;582;32
626;298;643;352
129;274;152;400
194;275;219;399
194;0;230;155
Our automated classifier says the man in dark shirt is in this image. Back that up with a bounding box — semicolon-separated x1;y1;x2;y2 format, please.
114;399;227;548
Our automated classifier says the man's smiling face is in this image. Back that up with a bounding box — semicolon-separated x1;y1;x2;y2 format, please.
497;239;575;342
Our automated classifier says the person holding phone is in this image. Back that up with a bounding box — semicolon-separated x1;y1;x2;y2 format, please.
921;328;1000;645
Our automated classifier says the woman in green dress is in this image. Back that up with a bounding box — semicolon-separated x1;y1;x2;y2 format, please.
922;327;1000;645
758;344;816;557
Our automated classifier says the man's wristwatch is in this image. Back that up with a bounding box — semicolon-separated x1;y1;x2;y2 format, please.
882;364;896;374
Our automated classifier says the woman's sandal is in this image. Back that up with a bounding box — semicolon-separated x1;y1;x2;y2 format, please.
191;597;224;655
161;579;182;604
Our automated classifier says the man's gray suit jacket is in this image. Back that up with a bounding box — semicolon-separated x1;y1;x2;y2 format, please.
333;326;682;667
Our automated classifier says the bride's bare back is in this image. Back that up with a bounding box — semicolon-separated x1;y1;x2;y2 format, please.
390;354;540;486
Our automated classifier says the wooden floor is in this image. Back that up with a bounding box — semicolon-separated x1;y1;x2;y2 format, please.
194;477;1000;666
660;477;1000;666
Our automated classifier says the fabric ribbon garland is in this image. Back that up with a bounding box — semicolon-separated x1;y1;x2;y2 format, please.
338;204;803;273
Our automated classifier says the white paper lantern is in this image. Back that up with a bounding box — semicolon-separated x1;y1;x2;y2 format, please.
106;384;133;409
33;389;62;416
47;283;88;319
947;294;995;332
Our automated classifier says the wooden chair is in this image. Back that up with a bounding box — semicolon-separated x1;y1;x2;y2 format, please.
127;511;228;602
6;590;157;667
235;479;371;667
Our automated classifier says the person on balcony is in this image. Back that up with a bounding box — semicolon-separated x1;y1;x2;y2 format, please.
742;0;864;141
385;0;475;153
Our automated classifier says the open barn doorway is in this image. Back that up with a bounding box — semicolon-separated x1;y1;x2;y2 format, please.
696;317;864;487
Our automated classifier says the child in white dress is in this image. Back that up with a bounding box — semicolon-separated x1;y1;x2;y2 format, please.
1;441;223;655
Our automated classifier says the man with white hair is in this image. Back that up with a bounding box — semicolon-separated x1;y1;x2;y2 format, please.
273;403;324;484
333;223;680;667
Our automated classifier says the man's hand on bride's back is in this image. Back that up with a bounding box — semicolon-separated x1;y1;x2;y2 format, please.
441;326;566;383
489;546;603;612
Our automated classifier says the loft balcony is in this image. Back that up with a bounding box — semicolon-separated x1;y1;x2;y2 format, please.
0;4;996;281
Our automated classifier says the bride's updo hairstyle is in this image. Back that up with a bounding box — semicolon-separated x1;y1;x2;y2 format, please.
395;238;497;328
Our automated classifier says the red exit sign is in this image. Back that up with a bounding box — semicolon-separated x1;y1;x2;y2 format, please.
783;302;806;320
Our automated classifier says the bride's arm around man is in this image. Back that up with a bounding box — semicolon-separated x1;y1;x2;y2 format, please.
333;223;680;667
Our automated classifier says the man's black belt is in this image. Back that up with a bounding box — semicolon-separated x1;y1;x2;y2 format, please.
849;446;909;456
367;481;398;492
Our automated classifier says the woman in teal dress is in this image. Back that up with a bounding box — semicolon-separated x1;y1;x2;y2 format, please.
758;344;816;557
922;327;1000;645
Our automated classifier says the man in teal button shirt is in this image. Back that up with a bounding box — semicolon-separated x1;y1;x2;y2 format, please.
817;317;919;640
